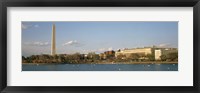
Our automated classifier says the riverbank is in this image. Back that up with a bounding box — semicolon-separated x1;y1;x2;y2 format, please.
97;61;177;64
22;61;178;65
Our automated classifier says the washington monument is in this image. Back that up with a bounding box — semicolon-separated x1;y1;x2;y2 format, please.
51;24;56;55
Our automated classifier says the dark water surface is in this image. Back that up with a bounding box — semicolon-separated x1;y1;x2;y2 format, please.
22;63;178;71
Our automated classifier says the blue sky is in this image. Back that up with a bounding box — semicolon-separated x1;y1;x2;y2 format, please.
22;21;178;57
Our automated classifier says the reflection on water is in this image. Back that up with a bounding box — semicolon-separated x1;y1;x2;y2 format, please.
22;63;178;71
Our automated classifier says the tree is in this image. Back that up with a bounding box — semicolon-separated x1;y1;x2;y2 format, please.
129;53;140;61
160;55;167;61
116;54;124;59
58;55;66;62
166;52;178;61
146;54;155;61
30;55;37;60
88;52;99;60
22;56;26;60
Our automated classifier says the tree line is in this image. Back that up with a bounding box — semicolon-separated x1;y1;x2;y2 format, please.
22;52;100;64
22;52;178;64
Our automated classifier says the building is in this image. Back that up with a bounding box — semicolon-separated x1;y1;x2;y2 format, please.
115;47;153;58
154;48;178;60
115;46;178;60
99;53;107;59
99;50;115;59
104;50;115;55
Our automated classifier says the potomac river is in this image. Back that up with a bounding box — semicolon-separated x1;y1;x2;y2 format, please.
22;63;178;71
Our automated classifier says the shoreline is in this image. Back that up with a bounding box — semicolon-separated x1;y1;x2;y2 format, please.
22;61;178;65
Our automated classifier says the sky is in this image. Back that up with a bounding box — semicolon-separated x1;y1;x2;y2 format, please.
22;21;178;57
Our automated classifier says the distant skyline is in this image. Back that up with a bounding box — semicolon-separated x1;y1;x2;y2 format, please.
22;21;178;57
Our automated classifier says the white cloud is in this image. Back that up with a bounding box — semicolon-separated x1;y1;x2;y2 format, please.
63;40;84;47
24;41;50;46
63;40;78;46
158;43;170;47
21;23;39;30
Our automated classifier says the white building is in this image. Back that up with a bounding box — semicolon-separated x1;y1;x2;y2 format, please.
115;47;178;60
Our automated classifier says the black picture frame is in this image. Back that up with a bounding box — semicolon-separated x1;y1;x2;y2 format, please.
0;0;199;93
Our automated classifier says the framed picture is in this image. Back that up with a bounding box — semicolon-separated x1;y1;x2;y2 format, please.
0;0;199;93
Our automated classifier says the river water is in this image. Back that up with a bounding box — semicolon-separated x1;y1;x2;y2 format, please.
22;63;178;71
